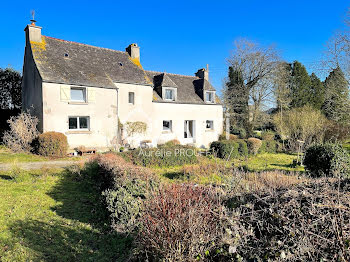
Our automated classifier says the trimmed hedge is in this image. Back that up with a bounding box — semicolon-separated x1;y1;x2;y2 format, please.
247;138;262;155
218;132;238;141
210;140;247;159
121;145;198;167
304;143;350;178
259;140;278;153
35;131;68;157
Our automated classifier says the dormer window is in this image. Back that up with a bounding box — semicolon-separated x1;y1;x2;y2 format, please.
205;91;215;103
163;87;177;102
165;89;174;100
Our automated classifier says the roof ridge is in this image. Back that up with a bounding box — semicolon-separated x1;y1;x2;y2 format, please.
146;70;199;79
43;36;126;54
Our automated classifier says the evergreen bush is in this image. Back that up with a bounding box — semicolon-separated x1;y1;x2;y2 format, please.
304;143;350;178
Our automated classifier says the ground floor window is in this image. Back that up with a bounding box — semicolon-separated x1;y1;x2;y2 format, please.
69;116;90;130
206;120;214;130
163;120;172;131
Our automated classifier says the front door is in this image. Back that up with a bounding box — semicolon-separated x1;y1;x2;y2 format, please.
184;120;195;143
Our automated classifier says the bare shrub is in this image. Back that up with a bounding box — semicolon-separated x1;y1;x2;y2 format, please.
3;111;39;152
225;178;350;261
138;184;225;261
93;153;157;233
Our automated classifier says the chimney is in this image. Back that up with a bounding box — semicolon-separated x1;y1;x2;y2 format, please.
195;64;209;81
24;18;42;45
126;43;140;60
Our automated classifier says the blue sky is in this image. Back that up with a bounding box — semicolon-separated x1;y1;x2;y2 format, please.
1;0;349;93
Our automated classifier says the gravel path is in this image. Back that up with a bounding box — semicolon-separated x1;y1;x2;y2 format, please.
0;160;75;171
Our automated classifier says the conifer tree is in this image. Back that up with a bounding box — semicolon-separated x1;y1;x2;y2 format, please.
309;73;325;110
224;66;249;129
290;61;312;108
322;67;350;124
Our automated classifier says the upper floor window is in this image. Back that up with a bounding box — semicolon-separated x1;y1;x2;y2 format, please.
128;92;135;104
71;87;87;102
205;91;215;103
165;89;175;101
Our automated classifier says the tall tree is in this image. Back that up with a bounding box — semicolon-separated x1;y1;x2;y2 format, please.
309;73;325;110
290;61;312;108
0;68;22;109
224;67;249;129
322;67;350;124
225;38;279;133
273;62;292;147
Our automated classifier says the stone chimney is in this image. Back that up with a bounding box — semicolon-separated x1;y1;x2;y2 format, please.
126;43;140;60
24;19;42;45
195;65;209;81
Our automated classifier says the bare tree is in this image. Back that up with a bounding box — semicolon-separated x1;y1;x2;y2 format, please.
324;9;350;80
226;38;280;130
273;62;292;146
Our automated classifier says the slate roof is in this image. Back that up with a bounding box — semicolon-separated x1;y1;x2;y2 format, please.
30;35;219;104
146;71;219;104
31;36;152;88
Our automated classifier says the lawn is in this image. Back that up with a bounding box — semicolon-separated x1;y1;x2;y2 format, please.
0;146;47;163
0;167;131;262
0;145;82;164
153;153;304;184
232;153;304;172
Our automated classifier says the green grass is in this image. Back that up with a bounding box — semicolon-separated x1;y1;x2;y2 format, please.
343;140;350;154
0;167;131;262
0;146;82;164
233;153;304;172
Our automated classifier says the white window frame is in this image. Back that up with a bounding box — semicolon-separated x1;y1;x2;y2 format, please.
128;92;135;104
206;120;214;130
162;87;177;102
70;87;87;103
162;120;172;132
205;91;215;103
68;116;90;131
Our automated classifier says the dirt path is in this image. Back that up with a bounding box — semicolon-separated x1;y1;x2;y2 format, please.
0;160;75;171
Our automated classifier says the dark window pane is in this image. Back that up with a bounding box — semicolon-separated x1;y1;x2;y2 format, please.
79;117;88;129
129;92;134;104
163;120;171;130
69;118;78;129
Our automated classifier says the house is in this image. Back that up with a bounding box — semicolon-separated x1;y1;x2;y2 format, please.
22;21;223;150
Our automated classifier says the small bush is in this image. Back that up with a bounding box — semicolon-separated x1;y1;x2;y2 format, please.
138;184;225;261
259;140;278;153
121;145;198;167
3;111;39;152
261;130;276;141
219;132;238;141
231;127;247;139
164;139;180;146
93;153;157;232
210;140;239;159
247;137;262;155
34;132;68;157
304;143;350;178
236;139;248;157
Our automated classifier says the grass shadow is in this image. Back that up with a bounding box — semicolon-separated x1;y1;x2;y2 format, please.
47;163;110;229
9;219;132;262
0;174;13;180
7;163;133;261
